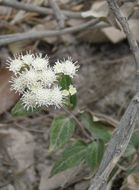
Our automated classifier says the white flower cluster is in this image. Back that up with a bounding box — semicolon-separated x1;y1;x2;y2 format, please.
7;52;79;110
53;59;79;78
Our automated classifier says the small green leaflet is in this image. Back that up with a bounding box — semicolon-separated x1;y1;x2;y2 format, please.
50;140;87;177
124;143;136;158
59;75;72;90
49;117;75;152
59;74;77;109
11;100;38;117
80;112;111;142
70;94;77;109
130;133;139;150
126;165;139;175
85;140;105;171
124;133;139;157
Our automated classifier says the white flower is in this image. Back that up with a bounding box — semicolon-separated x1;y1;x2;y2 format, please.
62;90;69;96
32;53;49;70
32;87;52;107
69;85;77;95
8;52;79;110
51;86;64;108
62;85;77;96
21;86;64;109
10;76;26;93
7;58;23;74
62;59;79;77
21;53;34;65
53;60;64;74
53;59;79;77
38;69;56;87
21;69;38;88
21;91;38;110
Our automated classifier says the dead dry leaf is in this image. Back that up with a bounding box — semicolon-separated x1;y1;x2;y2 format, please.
74;181;89;190
0;6;12;16
29;0;46;5
77;29;108;43
81;1;109;18
129;19;139;42
67;19;84;27
0;68;20;115
31;21;58;44
71;4;84;11
121;2;135;18
101;26;126;43
120;173;139;190
10;10;26;25
0;128;36;190
61;34;76;44
8;40;33;55
39;165;86;190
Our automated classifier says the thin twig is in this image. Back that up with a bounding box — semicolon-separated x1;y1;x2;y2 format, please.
107;0;139;91
89;0;139;189
0;19;99;46
0;0;82;18
89;93;139;190
48;0;65;28
14;122;44;133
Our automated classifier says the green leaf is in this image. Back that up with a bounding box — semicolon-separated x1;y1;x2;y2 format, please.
59;75;77;109
126;165;139;175
85;140;105;170
11;100;38;117
60;75;72;90
92;122;111;142
80;112;111;142
124;133;139;157
130;133;139;150
124;143;136;157
80;111;93;132
49;117;75;152
70;94;77;109
50;140;87;177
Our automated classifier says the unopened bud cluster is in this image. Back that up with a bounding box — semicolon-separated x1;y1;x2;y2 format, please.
7;52;79;110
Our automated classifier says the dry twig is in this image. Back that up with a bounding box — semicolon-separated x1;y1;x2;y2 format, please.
0;0;82;18
107;0;139;91
0;19;99;46
89;93;139;190
88;0;139;189
48;0;65;28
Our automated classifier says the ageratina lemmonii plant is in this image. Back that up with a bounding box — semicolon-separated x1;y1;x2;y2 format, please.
7;52;79;110
6;52;114;178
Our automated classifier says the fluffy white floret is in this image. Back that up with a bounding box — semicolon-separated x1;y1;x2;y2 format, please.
62;59;79;77
21;69;38;88
21;53;35;65
51;86;63;108
53;61;64;74
32;53;49;70
10;76;26;93
33;88;52;107
7;58;23;74
53;59;79;77
21;91;38;110
38;69;56;87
